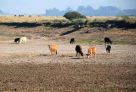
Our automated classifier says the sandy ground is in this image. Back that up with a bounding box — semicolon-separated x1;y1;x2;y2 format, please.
0;37;136;65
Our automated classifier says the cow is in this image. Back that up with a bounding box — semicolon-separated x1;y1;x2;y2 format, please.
20;37;27;43
70;38;75;44
14;38;20;43
106;45;111;53
48;44;58;55
104;37;112;44
75;45;83;57
14;37;27;44
104;37;112;48
86;47;96;58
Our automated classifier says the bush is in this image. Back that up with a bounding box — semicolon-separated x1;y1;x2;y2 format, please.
71;18;87;28
64;11;86;20
49;20;72;28
71;18;87;24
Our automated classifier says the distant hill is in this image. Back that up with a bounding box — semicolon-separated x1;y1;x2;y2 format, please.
0;9;7;15
45;6;136;16
0;10;4;15
95;6;122;16
46;7;73;16
122;9;136;16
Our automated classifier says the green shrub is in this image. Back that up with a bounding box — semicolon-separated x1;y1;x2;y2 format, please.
64;11;86;20
71;18;87;24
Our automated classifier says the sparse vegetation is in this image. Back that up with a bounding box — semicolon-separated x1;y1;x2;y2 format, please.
76;39;135;45
0;16;136;29
0;16;67;23
76;39;103;45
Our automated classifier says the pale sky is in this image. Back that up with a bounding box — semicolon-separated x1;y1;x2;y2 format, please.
0;0;136;14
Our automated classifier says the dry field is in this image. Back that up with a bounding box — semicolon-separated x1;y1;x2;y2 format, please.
0;16;66;23
0;16;136;92
0;63;135;92
0;16;136;23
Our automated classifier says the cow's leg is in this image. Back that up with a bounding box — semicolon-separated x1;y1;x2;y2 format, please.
56;50;57;55
87;54;90;58
51;51;53;55
76;52;78;57
94;53;96;58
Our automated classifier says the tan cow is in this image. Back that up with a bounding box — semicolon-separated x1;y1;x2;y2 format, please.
86;47;96;58
48;44;58;55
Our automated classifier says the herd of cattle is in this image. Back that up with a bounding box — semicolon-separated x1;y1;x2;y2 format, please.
70;37;112;57
14;37;112;58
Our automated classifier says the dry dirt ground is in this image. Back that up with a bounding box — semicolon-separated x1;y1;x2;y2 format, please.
0;25;136;91
0;37;136;65
0;36;136;91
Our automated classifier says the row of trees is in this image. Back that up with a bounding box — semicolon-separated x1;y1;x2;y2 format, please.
43;11;136;29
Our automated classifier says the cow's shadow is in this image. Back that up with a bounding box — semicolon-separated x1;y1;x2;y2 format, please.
60;27;81;36
70;57;84;59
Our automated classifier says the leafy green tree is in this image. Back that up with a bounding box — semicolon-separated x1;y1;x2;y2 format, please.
64;11;86;20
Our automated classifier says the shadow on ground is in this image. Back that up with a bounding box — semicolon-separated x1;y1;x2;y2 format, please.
60;28;81;36
0;22;42;28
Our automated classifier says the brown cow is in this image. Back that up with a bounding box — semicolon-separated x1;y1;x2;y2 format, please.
48;44;58;55
86;47;96;58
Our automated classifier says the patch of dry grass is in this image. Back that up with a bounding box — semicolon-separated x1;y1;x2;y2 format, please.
0;63;135;92
0;16;136;23
0;16;67;23
87;16;136;22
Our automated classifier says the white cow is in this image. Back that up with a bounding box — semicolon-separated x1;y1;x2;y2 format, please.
20;37;27;43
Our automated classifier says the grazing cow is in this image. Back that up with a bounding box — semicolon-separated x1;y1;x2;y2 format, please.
70;38;75;44
14;38;20;43
20;37;27;43
106;45;111;53
86;47;96;58
104;37;112;48
104;37;112;45
75;45;83;57
48;44;58;55
14;37;27;44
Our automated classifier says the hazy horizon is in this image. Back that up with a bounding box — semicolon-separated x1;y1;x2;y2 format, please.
0;0;136;15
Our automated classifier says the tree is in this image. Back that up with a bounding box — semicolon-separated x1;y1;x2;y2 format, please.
64;11;86;20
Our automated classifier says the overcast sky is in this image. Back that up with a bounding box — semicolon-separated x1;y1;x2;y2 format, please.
0;0;136;14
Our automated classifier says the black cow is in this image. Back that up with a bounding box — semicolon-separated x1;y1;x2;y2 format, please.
70;38;75;44
104;37;112;44
75;45;83;57
104;37;112;47
106;45;111;53
14;38;20;43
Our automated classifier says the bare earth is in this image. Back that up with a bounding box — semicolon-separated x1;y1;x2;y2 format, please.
0;37;136;92
0;37;136;65
0;22;136;91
